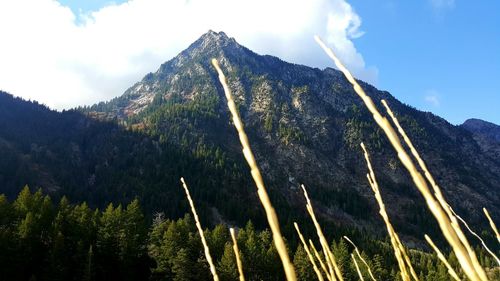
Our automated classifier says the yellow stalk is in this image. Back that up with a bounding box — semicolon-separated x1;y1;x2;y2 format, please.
294;222;325;281
448;205;500;266
343;236;377;281
180;177;219;281
310;239;334;281
381;99;486;278
352;254;366;281
211;59;296;281
315;35;488;281
425;234;461;281
393;234;419;281
380;100;453;219
483;208;500;244
361;143;412;281
301;184;344;281
230;228;245;281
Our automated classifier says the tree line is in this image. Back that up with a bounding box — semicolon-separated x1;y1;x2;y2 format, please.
1;186;498;281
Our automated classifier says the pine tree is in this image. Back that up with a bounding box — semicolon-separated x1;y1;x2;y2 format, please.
293;245;316;281
372;253;389;280
332;239;353;280
208;224;229;260
172;248;194;281
218;242;238;281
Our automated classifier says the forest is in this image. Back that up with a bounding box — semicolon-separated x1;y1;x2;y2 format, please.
0;187;498;281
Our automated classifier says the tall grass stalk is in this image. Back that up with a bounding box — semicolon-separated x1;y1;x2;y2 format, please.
211;59;297;281
301;184;344;281
294;222;325;281
483;208;500;244
230;228;245;281
343;236;377;281
425;234;461;281
309;239;334;281
180;177;220;281
315;35;488;281
381;99;488;277
352;254;366;281
360;143;414;281
448;205;500;266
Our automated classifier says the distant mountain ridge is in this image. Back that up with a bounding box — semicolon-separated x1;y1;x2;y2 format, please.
2;31;500;244
462;118;500;143
461;118;500;161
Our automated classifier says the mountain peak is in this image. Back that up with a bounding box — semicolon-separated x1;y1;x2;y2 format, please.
185;30;240;56
461;118;500;143
200;30;230;42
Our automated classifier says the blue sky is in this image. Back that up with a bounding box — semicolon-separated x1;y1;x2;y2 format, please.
0;0;498;125
347;0;500;124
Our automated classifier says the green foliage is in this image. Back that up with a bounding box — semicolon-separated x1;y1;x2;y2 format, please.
344;104;384;150
218;243;239;281
0;188;499;281
264;113;273;133
293;245;316;281
278;122;306;145
0;188;149;281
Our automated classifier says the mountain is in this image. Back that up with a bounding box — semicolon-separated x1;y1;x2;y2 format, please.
461;118;500;163
2;31;500;244
462;118;500;142
0;91;267;228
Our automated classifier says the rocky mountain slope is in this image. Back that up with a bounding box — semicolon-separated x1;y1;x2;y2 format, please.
2;31;499;244
84;31;500;241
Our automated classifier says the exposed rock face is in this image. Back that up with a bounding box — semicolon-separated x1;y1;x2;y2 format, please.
83;30;500;239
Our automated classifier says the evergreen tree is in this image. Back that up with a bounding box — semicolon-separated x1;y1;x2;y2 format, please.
218;242;238;281
171;248;194;281
293;245;316;281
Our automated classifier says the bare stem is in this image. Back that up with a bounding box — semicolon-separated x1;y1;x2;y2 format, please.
425;235;461;281
211;59;296;281
230;228;245;281
295;222;325;281
301;184;343;281
483;208;500;244
343;236;377;281
315;35;488;281
352;254;365;281
180;177;219;281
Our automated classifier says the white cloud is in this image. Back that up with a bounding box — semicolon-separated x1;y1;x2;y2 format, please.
0;0;376;110
424;89;441;107
429;0;455;11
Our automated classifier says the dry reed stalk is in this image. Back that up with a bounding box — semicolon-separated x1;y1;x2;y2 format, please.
361;143;413;281
301;184;343;281
309;239;334;281
294;222;325;281
425;234;461;281
393;235;419;281
343;236;377;281
380;100;453;218
211;59;297;281
381;99;487;277
352;254;366;281
315;36;488;281
230;228;245;281
448;206;500;266
483;208;500;244
180;177;220;281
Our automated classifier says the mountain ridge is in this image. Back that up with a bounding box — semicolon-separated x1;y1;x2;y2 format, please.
2;31;500;245
84;31;500;238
